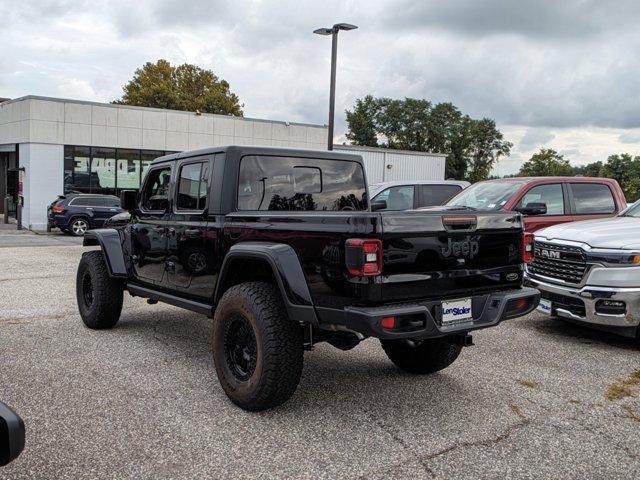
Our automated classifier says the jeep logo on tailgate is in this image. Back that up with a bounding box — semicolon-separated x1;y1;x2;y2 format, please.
441;236;479;259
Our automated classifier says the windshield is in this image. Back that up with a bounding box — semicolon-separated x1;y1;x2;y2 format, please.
447;181;525;211
621;200;640;218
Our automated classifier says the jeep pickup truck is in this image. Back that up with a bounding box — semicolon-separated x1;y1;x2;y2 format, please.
77;146;539;411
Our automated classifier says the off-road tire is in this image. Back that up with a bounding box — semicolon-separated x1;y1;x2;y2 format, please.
76;251;123;329
212;282;304;411
380;337;462;374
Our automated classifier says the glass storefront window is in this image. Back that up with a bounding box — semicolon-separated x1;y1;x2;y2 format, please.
91;147;117;196
63;146;172;195
116;149;142;190
64;146;91;194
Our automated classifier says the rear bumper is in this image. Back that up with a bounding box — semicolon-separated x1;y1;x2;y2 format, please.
316;287;540;340
525;275;640;338
47;214;67;228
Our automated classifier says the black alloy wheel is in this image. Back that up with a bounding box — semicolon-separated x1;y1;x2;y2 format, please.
224;313;258;381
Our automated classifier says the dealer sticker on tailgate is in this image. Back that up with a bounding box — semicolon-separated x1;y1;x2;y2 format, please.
442;298;473;325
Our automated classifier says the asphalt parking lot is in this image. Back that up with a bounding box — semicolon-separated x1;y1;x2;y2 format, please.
1;238;639;479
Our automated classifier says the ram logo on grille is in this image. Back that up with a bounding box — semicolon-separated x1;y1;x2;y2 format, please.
538;249;561;259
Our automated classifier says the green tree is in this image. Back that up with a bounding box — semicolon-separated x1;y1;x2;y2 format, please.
518;149;574;177
114;59;243;116
465;118;512;183
344;96;511;182
345;95;379;146
602;153;640;202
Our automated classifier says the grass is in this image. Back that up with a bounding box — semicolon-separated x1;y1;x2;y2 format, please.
605;370;640;401
510;404;526;419
622;405;640;423
517;379;540;389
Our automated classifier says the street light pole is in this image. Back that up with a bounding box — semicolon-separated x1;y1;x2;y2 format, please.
314;23;358;151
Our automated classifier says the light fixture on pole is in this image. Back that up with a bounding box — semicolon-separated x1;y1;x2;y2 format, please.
313;23;358;151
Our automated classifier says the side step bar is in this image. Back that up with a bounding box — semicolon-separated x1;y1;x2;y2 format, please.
126;284;214;317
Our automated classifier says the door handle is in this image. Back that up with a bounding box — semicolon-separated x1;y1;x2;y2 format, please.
184;229;201;237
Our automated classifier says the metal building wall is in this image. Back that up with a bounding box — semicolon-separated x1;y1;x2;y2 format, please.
334;145;445;183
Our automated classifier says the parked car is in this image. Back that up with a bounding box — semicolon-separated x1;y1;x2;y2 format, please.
369;180;470;211
525;200;640;340
77;146;538;411
446;177;626;232
48;194;123;236
0;401;25;467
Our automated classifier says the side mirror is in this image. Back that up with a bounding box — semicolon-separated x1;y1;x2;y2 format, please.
0;402;25;467
120;190;138;212
517;202;547;216
371;199;387;211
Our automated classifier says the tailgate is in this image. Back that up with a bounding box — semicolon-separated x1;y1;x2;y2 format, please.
379;209;523;302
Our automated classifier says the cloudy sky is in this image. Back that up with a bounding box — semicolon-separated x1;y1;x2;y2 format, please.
2;0;640;175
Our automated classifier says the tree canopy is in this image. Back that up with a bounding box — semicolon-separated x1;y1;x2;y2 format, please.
517;149;574;177
345;96;512;182
114;59;243;116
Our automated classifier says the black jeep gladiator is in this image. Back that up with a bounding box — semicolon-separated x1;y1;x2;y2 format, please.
77;146;539;411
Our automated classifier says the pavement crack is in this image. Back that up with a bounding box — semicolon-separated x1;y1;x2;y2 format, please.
371;416;437;478
0;274;68;283
423;417;533;464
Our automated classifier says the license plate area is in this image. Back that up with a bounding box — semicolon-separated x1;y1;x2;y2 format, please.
537;298;552;315
441;298;473;326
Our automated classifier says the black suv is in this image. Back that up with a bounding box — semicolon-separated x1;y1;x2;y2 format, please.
77;146;539;410
48;194;123;236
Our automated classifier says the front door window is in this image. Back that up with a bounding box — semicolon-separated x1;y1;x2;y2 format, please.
141;167;171;212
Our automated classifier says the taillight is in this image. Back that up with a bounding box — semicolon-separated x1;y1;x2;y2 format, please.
51;205;65;213
345;239;383;276
522;233;534;263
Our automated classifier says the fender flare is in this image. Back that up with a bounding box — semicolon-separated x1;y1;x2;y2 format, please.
83;229;128;278
215;242;318;325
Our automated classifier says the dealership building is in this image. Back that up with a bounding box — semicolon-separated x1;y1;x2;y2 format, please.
0;96;445;231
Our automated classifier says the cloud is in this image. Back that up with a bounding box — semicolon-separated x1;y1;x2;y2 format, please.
558;148;580;157
2;0;640;153
382;0;640;41
518;128;555;150
619;132;640;144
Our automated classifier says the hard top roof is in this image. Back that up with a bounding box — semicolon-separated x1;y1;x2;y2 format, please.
151;145;363;165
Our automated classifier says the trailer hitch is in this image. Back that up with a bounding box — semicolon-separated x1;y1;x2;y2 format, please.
448;333;474;347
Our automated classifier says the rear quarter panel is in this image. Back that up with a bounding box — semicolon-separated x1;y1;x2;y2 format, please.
223;212;382;309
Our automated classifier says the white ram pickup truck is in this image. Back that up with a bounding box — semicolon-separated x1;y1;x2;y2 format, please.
525;202;640;340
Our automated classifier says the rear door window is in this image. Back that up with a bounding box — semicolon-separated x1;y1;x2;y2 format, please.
570;183;616;214
176;162;209;211
238;156;367;211
70;197;93;207
373;186;415;210
518;184;564;215
419;185;462;206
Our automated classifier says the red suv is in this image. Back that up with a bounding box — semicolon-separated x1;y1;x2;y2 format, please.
446;177;627;232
